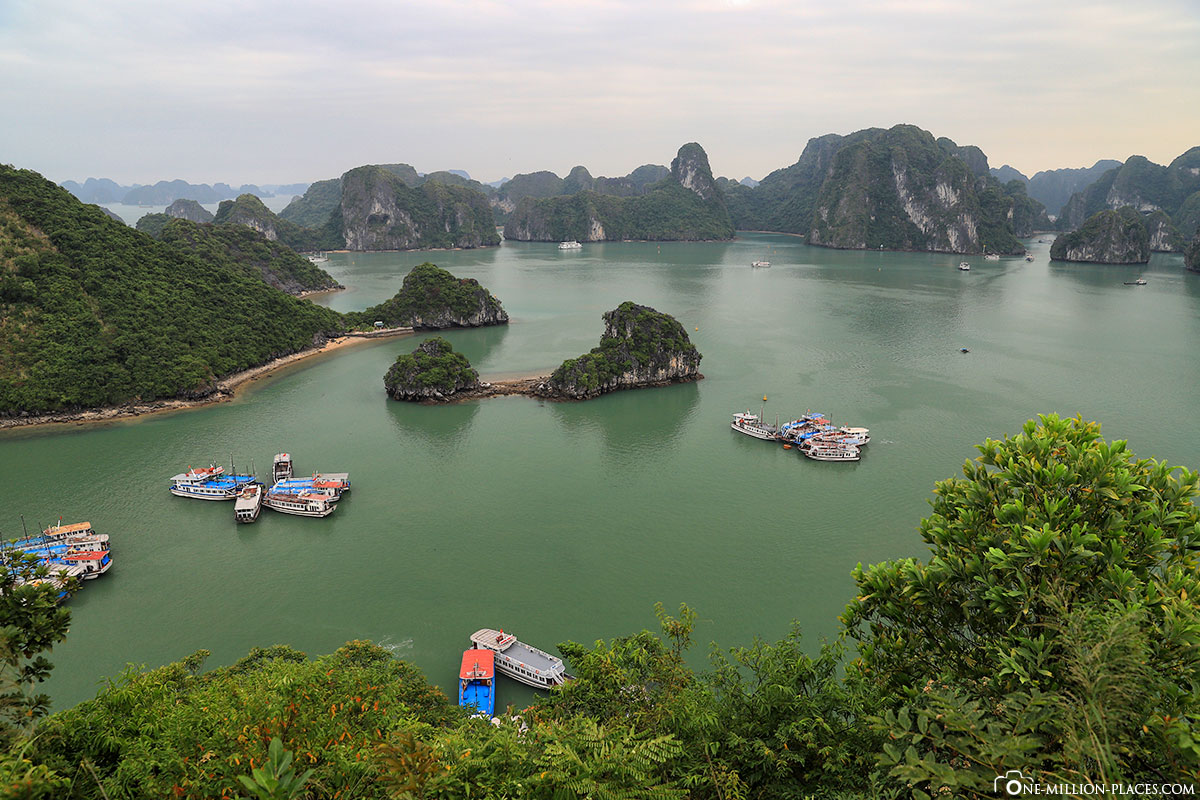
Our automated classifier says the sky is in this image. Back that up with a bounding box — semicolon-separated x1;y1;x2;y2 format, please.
2;0;1198;187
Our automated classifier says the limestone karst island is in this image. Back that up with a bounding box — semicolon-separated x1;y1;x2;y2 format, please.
3;1;1200;796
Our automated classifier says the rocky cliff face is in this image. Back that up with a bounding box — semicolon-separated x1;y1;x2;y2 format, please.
536;302;701;399
213;194;282;240
339;166;499;251
1059;152;1200;230
1050;207;1150;264
347;263;508;330
383;337;480;401
166;198;214;223
1144;210;1183;252
1186;239;1200;272
503;143;733;243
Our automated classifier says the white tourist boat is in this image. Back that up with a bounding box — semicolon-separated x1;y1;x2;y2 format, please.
558;240;582;250
306;253;329;263
234;484;263;523
731;411;777;440
752;260;771;268
798;441;861;462
263;488;336;518
984;253;1000;261
273;453;293;483
958;262;970;271
469;628;570;688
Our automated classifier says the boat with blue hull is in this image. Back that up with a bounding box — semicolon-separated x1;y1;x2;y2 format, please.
170;470;256;500
459;648;496;718
271;472;351;501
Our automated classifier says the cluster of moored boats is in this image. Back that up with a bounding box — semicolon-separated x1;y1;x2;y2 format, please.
731;409;870;461
3;520;114;599
169;453;351;521
457;628;572;719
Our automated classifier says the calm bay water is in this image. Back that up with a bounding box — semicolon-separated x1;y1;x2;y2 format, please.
2;234;1197;711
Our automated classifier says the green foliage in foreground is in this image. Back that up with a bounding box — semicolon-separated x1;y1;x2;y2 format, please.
133;212;169;238
4;415;1197;798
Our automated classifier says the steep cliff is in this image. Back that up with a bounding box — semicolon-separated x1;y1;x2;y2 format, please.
1144;210;1183;252
278;178;342;228
166;198;214;223
503;143;733;242
383;337;479;401
1059;152;1200;230
1024;160;1123;217
345;263;507;330
730;125;1040;253
807;125;1024;254
1186;239;1200;272
339;166;499;251
1049;207;1150;264
212;193;337;252
158;218;342;296
536;302;701;399
1173;191;1200;241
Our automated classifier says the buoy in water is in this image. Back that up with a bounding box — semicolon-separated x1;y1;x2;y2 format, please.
783;444;792;450
694;327;698;331
763;395;768;402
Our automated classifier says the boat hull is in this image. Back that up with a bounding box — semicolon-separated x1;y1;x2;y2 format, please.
731;422;776;440
263;499;335;518
169;486;238;500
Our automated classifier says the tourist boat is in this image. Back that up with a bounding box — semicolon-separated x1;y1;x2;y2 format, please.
306;252;329;263
234;484;263;523
272;472;351;501
458;648;496;717
731;411;777;440
469;628;570;688
810;430;870;448
1124;278;1147;286
273;453;293;483
170;470;256;500
262;488;336;518
751;260;771;268
984;253;1000;261
958;262;970;271
1025;253;1035;262
798;441;861;462
557;240;582;250
838;426;871;445
60;549;113;579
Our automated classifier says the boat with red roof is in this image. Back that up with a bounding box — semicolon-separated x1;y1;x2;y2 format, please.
458;648;496;717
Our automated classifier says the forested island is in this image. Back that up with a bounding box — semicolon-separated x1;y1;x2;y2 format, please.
3;415;1196;796
0;166;507;419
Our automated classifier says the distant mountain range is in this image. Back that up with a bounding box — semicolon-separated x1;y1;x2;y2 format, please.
59;178;311;205
988;160;1124;217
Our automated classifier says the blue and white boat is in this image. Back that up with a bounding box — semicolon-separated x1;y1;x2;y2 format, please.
170;468;256;500
271;472;351;501
459;648;496;718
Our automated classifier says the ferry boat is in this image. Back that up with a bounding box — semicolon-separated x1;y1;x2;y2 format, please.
272;472;351;500
60;550;113;579
458;648;496;717
469;629;570;689
557;240;582;250
306;253;329;263
798;441;861;462
170;472;256;500
984;253;1000;261
262;488;336;518
731;411;777;440
234;484;263;523
1124;278;1147;286
273;453;293;483
751;260;771;268
958;262;970;271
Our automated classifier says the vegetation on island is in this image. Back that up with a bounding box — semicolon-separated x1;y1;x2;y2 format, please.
133;211;170;238
504;144;734;242
344;263;507;330
383;337;479;401
1050;206;1151;263
0;165;343;415
1058;150;1200;232
213;193;341;253
543;301;701;398
157;218;342;295
0;415;1195;796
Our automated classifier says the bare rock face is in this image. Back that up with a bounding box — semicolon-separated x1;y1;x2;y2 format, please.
213;194;280;240
1144;210;1183;252
166;198;215;224
1050;207;1150;264
536;302;701;400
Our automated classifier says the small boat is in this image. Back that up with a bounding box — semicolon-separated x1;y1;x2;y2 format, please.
262;488;336;517
235;484;263;523
557;240;582;250
958;262;970;271
1025;253;1035;262
272;472;351;501
61;549;113;579
273;453;293;483
984;253;1000;261
1124;278;1147;286
37;521;102;543
306;253;329;263
458;648;496;717
469;629;570;688
751;260;771;268
731;411;777;440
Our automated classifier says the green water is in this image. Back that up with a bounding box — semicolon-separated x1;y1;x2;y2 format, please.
3;234;1197;712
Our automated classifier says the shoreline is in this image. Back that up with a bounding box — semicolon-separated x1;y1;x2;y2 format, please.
408;373;705;404
0;328;415;432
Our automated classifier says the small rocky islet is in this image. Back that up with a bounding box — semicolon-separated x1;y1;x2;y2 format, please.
383;301;702;403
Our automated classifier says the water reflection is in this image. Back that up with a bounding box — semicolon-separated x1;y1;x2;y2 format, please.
384;398;479;451
546;381;700;466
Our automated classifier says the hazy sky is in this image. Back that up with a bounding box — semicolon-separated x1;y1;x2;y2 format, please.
3;0;1198;186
